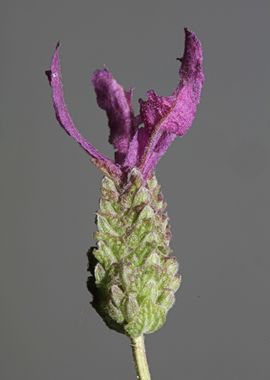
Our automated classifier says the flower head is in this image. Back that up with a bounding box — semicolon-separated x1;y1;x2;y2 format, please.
46;28;204;182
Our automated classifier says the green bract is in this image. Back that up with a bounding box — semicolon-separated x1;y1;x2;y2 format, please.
88;169;181;338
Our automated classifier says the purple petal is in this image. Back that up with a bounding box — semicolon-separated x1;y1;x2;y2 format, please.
140;132;177;178
121;114;143;170
139;90;175;130
122;130;139;169
91;69;135;165
46;44;122;179
138;28;204;178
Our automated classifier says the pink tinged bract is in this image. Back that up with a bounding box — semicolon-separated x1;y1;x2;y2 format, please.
45;43;122;179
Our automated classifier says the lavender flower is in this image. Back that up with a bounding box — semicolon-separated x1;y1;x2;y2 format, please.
46;28;204;380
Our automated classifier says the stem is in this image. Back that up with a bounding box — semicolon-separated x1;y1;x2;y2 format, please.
131;335;151;380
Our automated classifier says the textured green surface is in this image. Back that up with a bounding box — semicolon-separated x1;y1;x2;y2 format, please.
88;168;181;338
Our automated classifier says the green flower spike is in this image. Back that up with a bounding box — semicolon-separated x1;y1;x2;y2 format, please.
46;29;204;380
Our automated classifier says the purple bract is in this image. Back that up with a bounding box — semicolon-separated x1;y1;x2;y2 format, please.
46;28;204;182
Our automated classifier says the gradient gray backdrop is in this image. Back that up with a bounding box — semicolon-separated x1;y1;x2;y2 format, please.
1;1;269;379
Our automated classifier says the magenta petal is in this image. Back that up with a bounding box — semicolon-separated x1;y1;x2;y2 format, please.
46;44;121;179
139;90;175;130
91;69;135;165
162;28;204;136
139;28;204;177
122;130;139;169
141;132;177;178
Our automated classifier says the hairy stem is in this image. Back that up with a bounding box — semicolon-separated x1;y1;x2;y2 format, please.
131;335;151;380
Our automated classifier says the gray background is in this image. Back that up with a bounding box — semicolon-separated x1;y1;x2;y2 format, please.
1;0;269;379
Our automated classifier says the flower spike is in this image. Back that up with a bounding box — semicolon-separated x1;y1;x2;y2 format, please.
46;28;205;380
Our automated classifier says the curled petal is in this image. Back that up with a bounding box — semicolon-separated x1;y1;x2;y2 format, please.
46;44;121;179
92;69;135;164
139;28;204;178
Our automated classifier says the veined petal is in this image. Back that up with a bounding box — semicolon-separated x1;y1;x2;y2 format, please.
139;132;177;178
138;28;204;178
92;69;135;165
122;114;143;171
122;130;139;169
46;44;121;179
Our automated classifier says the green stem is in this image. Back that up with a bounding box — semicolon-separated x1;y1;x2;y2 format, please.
131;335;151;380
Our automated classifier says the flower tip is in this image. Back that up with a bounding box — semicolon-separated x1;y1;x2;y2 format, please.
45;43;61;84
52;43;60;65
184;28;202;48
91;67;111;84
184;28;197;44
184;27;197;40
179;27;203;82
